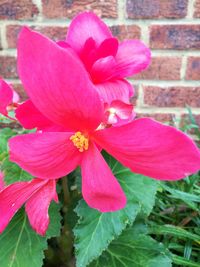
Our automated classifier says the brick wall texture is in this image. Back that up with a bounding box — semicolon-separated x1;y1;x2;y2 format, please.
0;0;200;127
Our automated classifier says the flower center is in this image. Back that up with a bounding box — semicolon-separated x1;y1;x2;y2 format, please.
70;131;89;152
109;107;116;115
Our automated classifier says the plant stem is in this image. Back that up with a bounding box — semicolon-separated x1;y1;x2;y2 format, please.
62;176;70;205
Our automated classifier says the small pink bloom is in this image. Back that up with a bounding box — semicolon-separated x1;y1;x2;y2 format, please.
104;100;135;126
65;12;150;125
0;178;58;235
9;27;200;213
0;79;19;118
66;12;151;101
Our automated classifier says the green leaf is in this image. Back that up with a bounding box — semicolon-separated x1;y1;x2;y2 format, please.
148;224;200;243
172;255;200;267
75;200;139;267
0;128;16;154
0;202;61;267
74;154;157;267
89;223;172;267
1;157;33;185
0;128;34;184
161;183;199;211
103;152;158;216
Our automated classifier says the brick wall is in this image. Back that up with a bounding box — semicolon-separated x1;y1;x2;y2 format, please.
0;0;200;127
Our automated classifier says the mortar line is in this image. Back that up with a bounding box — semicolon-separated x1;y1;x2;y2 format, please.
2;49;200;57
180;56;188;80
128;80;200;86
135;107;200;114
140;23;149;45
0;22;8;50
1;18;200;27
136;84;144;108
187;0;196;19
32;0;43;22
117;0;126;23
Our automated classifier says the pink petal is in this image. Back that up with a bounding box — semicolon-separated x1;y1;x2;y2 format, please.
56;40;71;49
0;79;13;116
18;27;103;132
96;37;118;59
15;100;56;130
0;172;5;190
25;179;57;235
111;100;134;119
66;11;112;55
95;79;134;104
81;142;126;212
15;100;69;131
82;38;118;74
91;56;117;83
9;132;81;179
94;118;200;180
0;179;47;233
113;40;151;78
90;38;119;83
79;37;97;70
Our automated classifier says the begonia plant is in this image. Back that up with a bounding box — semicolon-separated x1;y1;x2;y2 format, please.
0;11;199;267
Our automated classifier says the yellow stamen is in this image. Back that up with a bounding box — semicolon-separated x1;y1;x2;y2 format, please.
70;131;89;152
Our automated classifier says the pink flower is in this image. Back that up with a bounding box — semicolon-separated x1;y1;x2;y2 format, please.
9;28;200;212
0;79;19;118
16;12;149;129
63;12;150;126
65;12;150;104
0;177;58;235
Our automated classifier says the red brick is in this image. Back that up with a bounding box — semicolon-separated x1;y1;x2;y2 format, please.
194;0;200;17
130;85;139;106
186;57;200;80
144;86;200;107
150;25;200;50
110;25;141;41
6;25;67;48
134;57;181;80
126;0;188;19
42;0;117;19
6;25;23;49
0;56;17;79
136;113;175;124
35;26;67;41
12;83;27;101
0;0;39;20
7;24;140;49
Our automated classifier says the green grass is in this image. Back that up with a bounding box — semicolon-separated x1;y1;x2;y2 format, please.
149;110;200;266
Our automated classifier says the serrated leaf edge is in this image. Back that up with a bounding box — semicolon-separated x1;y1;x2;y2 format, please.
73;200;141;267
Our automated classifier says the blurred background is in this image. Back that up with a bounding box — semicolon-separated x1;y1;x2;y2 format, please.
0;0;200;128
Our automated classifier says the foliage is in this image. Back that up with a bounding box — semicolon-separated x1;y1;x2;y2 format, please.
0;203;61;267
0;111;199;267
74;154;157;267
